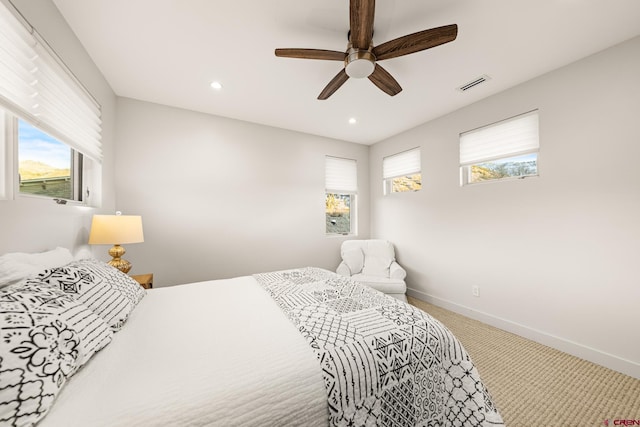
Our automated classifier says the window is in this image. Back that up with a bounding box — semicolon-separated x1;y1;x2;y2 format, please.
0;1;102;204
0;109;9;200
460;110;539;185
325;156;357;235
383;148;421;195
18;119;84;200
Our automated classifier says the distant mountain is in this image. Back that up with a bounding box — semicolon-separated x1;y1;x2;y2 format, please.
19;160;70;180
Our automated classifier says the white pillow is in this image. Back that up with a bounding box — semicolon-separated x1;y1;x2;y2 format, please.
342;247;364;275
73;246;95;261
0;247;74;288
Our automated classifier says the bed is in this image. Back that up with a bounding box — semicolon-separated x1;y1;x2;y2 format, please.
0;251;503;427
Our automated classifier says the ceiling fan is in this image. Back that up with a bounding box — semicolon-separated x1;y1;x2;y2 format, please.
275;0;458;100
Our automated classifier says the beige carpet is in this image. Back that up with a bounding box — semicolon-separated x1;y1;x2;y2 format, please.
408;297;640;427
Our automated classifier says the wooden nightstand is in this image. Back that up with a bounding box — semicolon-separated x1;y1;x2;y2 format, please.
131;273;153;289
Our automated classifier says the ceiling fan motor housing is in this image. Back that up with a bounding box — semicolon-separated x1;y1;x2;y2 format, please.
345;47;376;78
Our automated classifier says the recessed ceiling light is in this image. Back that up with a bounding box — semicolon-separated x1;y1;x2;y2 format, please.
210;81;223;90
348;118;357;125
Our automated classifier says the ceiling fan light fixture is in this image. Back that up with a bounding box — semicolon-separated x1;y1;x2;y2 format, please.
345;49;375;78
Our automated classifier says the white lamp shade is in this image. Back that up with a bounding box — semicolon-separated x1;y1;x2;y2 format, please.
88;215;144;245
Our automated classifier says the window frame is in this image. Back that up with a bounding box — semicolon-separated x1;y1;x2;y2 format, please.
1;110;98;205
459;153;540;186
325;192;356;236
0;110;12;200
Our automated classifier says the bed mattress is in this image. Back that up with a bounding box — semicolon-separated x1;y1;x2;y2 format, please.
39;276;329;427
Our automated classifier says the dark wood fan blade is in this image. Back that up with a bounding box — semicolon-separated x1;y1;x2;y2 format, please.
350;0;375;49
373;24;458;61
318;69;349;100
368;64;402;96
275;48;346;61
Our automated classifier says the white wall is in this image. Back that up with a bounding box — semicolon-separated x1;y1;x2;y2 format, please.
370;36;640;378
115;98;369;286
0;0;117;255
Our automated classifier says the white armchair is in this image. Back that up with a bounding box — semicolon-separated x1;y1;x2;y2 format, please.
336;239;407;302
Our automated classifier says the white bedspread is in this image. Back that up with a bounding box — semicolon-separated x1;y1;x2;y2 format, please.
39;277;328;427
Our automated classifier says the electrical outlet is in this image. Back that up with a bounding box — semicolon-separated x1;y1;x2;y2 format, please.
472;285;480;297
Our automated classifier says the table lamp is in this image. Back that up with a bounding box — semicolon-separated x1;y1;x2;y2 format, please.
88;213;144;274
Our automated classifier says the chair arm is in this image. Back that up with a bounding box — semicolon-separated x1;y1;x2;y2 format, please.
389;262;407;280
336;261;351;277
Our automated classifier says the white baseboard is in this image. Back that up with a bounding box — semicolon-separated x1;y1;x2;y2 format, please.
407;288;640;380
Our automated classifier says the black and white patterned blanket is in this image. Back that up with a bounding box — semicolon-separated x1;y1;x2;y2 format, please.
254;267;504;427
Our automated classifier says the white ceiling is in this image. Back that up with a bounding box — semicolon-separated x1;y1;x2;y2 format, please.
52;0;640;145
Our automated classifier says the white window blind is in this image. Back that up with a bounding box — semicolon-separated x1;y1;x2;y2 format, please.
0;2;102;162
460;110;538;166
383;148;421;179
325;156;357;193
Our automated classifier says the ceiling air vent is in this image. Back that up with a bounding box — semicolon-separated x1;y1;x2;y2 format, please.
457;74;491;92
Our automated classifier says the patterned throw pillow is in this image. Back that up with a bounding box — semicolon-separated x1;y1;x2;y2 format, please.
0;282;113;426
34;259;146;331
